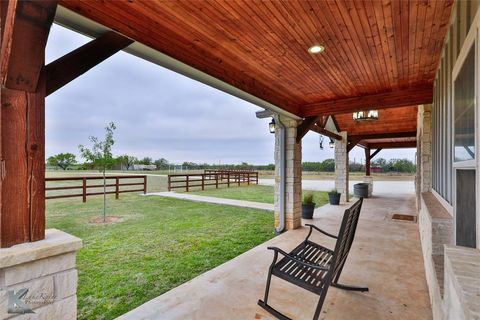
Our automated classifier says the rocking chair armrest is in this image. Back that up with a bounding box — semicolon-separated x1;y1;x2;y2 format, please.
267;247;330;271
305;224;337;239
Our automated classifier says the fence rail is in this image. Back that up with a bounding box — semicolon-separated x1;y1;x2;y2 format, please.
168;170;258;192
46;175;147;202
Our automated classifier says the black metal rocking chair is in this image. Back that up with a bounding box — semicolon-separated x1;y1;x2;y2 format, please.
258;198;367;320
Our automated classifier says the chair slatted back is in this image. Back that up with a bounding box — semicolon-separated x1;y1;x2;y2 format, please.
330;198;363;280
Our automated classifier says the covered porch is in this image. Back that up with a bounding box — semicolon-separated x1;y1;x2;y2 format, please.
119;192;430;320
3;1;477;319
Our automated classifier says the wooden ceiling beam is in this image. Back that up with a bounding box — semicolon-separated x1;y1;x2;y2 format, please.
347;137;362;152
296;116;321;142
0;0;57;92
309;125;342;141
45;31;133;96
300;86;433;117
367;141;417;149
348;131;417;141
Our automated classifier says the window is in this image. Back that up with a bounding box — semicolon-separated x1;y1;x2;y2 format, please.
453;45;475;162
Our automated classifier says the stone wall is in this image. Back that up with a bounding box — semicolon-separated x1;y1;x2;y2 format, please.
0;229;82;319
274;116;302;230
334;131;349;203
418;192;455;320
443;245;480;320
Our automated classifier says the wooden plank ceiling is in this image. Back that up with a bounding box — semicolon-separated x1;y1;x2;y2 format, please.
59;0;453;119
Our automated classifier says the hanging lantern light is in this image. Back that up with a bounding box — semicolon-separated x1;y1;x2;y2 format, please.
268;118;275;133
319;135;324;150
329;138;335;148
353;110;379;121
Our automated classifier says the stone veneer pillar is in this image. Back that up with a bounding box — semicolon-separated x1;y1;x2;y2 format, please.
274;115;302;230
335;131;349;203
416;104;432;209
363;175;373;197
419;104;432;192
0;229;82;319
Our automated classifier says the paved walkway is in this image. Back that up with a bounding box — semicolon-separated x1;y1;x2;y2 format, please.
259;178;415;195
145;192;273;211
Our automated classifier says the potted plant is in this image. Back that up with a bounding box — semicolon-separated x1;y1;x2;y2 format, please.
328;189;341;205
302;193;316;219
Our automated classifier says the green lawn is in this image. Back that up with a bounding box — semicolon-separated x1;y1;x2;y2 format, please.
46;194;274;320
189;185;329;208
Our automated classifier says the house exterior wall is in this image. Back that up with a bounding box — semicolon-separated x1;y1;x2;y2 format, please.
417;2;480;319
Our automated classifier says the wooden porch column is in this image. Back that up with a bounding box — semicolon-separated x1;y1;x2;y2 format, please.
365;147;371;176
0;0;57;247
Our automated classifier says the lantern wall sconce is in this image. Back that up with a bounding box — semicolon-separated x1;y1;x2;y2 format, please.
329;138;335;148
269;118;276;133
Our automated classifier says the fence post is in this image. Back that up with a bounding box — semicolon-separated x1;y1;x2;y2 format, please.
143;176;147;194
115;177;119;199
256;172;259;184
215;174;218;189
168;175;171;191
186;175;189;192
238;173;240;186
247;172;250;185
202;174;205;191
227;173;230;188
82;177;87;203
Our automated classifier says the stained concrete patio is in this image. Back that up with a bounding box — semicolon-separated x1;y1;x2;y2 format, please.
118;193;431;320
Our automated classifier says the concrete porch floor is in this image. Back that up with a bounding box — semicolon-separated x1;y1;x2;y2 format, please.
118;193;431;320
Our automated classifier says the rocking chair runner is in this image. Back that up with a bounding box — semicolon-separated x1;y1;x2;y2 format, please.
258;198;367;320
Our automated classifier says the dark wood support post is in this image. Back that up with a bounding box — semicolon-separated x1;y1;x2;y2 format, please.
0;0;57;248
365;147;371;176
370;148;382;160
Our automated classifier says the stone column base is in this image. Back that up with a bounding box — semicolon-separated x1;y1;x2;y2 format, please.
363;176;373;197
0;229;82;319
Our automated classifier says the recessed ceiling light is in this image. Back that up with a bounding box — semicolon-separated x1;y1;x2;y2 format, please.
308;45;325;54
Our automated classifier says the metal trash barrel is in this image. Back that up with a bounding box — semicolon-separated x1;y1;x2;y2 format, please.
354;183;369;198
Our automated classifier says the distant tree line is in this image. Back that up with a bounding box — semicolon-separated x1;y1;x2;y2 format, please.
47;153;170;171
302;158;416;173
47;154;415;173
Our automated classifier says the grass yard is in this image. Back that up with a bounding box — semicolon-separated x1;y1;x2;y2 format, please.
46;194;274;320
189;184;329;208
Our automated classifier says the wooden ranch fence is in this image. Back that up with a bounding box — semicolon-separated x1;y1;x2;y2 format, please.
168;170;258;192
46;175;147;202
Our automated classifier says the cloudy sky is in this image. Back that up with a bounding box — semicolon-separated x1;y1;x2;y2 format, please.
45;24;415;165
